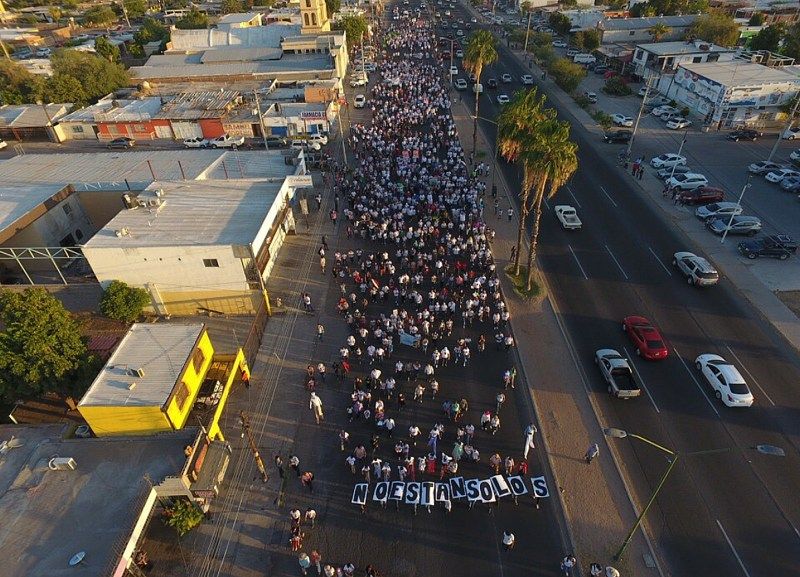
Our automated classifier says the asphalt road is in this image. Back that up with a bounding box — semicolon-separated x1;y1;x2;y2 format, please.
441;1;800;576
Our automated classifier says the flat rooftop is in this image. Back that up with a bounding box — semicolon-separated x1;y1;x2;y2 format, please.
79;323;205;408
0;183;70;237
637;40;733;55
0;423;196;577
679;61;800;86
83;179;284;248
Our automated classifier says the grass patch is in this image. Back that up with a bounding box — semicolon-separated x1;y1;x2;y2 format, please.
505;264;546;302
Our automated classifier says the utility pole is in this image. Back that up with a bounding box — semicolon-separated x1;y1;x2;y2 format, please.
240;411;268;483
627;74;654;156
522;9;533;55
253;90;269;151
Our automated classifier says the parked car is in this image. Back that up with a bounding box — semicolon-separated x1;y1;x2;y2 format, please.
707;215;762;236
695;202;743;221
603;130;631;144
676;186;724;205
593;66;609;75
667;173;708;190
765;168;800;183
350;76;368;87
781;175;800;190
737;234;798;260
209;134;245;149
254;135;289;149
748;160;784;175
727;128;762;141
659;111;683;122
487;78;498;88
657;165;692;179
552;39;567;48
521;74;534;85
650;153;687;169
790;149;800;162
782;126;800;140
672;252;719;286
308;134;328;146
107;137;135;150
291;139;321;152
183;137;209;148
611;113;633;127
354;94;367;108
584;91;597;103
497;94;510;105
637;86;648;97
623;316;668;360
695;354;754;407
595;349;641;398
651;105;679;117
455;78;468;90
666;117;692;129
501;73;512;83
455;49;464;58
644;96;671;108
449;66;458;76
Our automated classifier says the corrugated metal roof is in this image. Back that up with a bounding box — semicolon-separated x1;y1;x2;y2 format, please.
0;183;70;233
131;54;334;80
60;100;116;123
219;12;262;24
79;323;205;407
93;97;162;122
601;15;698;30
84;178;284;248
154;90;241;120
0;104;71;127
200;47;283;63
169;24;300;50
679;61;800;86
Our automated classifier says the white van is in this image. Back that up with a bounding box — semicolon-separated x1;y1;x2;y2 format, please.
573;53;596;64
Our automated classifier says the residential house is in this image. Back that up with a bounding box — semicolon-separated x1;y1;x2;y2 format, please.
597;15;699;44
262;101;335;136
633;39;737;76
91;97;169;141
217;11;264;30
0;103;71;143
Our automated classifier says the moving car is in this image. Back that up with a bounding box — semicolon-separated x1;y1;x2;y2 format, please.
611;114;633;127
554;205;582;230
666;173;708;190
706;215;762;236
675;186;724;205
623;316;668;360
501;73;512;83
657;165;692;179
637;86;648;97
727;128;761;141
790;149;800;162
666;117;692;129
487;78;498;88
659;111;683;122
737;234;798;260
748;160;783;175
672;252;719;286
455;50;464;58
449;66;458;76
106;137;135;150
183;137;209;148
603;130;631;144
765;168;800;183
497;94;510;104
350;76;368;87
695;202;743;222
354;94;367;108
209;134;245;148
695;354;754;407
595;349;641;398
455;78;468;90
650;153;686;168
584;91;597;103
521;74;534;85
308;134;328;146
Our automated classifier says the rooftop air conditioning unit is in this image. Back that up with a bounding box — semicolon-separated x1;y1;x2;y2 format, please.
130;367;145;378
48;457;77;471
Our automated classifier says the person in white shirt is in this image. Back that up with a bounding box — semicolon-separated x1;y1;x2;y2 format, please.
502;531;515;551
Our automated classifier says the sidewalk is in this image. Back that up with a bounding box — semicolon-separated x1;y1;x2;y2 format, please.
451;97;661;577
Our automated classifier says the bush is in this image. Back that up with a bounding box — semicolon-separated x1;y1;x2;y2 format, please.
573;94;590;109
681;106;690;117
602;76;632;96
592;110;613;130
163;499;204;537
100;280;151;323
548;58;586;93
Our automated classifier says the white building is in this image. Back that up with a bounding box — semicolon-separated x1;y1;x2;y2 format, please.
632;40;737;77
262;101;335;136
658;61;800;128
598;15;698;44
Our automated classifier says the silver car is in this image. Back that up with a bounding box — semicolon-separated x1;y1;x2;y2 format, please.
707;215;762;236
672;252;719;286
695;202;743;222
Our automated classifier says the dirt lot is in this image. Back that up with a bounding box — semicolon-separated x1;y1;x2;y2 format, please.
777;290;800;319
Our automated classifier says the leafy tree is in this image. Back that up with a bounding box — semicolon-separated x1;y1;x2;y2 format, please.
605;0;628;9
571;31;585;50
175;8;209;29
560;0;577;7
163;499;205;537
122;0;148;19
62;0;79;8
95;36;121;62
83;5;118;26
463;30;498;154
749;24;784;52
648;23;671;42
687;11;741;47
49;6;63;22
630;0;708;17
532;44;556;67
748;13;765;26
333;14;369;44
602;76;632;96
100;281;151;323
0;288;88;401
548;58;586;93
781;22;800;61
45;51;129;106
134;17;170;48
221;0;243;14
0;59;43;104
582;29;600;50
325;0;340;15
44;74;88;104
530;32;552;47
549;13;571;36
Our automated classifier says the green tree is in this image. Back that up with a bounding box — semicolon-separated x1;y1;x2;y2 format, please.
748;13;765;26
630;0;708;17
122;0;148;19
100;281;151;323
333;14;368;44
548;57;586;93
602;76;632;96
648;23;671;42
561;0;578;6
583;29;600;50
749;24;784;52
532;43;556;67
687;11;741;47
781;22;800;61
44;74;88;104
49;6;63;22
220;0;243;14
134;16;170;49
45;51;129;106
175;8;209;29
83;5;118;26
530;32;553;47
548;13;571;36
571;31;585;50
463;29;498;155
163;499;205;537
0;288;88;401
325;0;341;15
0;59;43;104
95;36;121;62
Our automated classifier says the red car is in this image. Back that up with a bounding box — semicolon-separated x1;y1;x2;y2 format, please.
623;316;669;360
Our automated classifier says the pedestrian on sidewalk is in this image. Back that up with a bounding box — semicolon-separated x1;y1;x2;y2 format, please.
507;207;514;221
289;454;300;476
585;442;599;464
315;193;322;209
299;553;311;574
290;530;303;551
346;454;357;473
502;531;515;551
339;429;350;451
309;392;324;424
301;471;315;492
317;323;325;342
290;508;301;527
310;550;322;575
275;455;285;478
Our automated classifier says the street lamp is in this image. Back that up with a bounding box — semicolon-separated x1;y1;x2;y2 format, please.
469;113;500;196
603;427;784;562
627;74;655;157
720;175;751;245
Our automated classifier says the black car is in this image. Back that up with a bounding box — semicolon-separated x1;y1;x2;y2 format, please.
727;128;762;142
486;78;498;89
107;137;135;150
737;234;798;260
594;66;609;75
603;130;632;144
250;136;289;149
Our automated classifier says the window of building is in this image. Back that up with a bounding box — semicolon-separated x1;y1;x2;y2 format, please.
312;13;318;25
72;125;84;133
174;381;191;410
191;347;206;374
692;56;702;63
305;0;311;6
75;229;84;241
203;259;219;267
630;30;635;36
304;13;309;25
62;203;72;215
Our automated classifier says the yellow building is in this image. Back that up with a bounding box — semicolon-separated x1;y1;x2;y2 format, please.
78;323;247;438
300;0;331;34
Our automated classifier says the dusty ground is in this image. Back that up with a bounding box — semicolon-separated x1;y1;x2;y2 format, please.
777;290;800;319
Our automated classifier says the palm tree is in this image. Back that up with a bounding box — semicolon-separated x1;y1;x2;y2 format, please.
463;30;499;155
497;88;555;274
648;23;671;42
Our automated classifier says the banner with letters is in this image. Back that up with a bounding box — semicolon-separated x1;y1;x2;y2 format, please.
351;475;549;507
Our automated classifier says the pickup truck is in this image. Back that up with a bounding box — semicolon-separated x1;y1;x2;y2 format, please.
595;349;641;398
737;234;798;260
554;205;582;230
209;134;245;149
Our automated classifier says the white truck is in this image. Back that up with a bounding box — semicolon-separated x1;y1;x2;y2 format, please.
209;134;245;149
554;205;582;230
595;349;641;399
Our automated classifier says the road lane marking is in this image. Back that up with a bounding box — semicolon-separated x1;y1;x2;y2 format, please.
723;346;776;406
566;185;582;208
599;186;618;208
716;520;752;577
544;197;550;210
648;247;673;277
568;245;589;280
605;244;629;280
673;346;720;417
622;346;661;413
